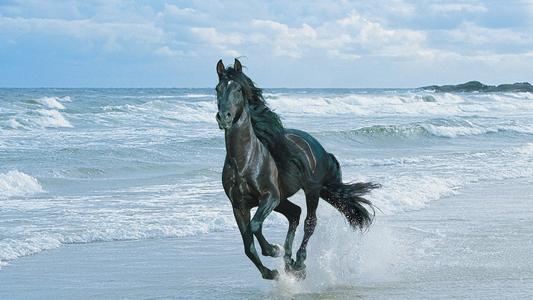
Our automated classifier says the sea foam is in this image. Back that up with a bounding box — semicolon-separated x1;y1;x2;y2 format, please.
36;109;73;128
34;97;66;109
0;170;44;198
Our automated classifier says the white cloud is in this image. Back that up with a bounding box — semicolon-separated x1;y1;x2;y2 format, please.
430;3;487;14
0;16;166;50
190;27;243;45
154;46;188;58
243;11;429;60
1;0;533;87
445;22;532;45
250;20;316;58
161;4;196;16
190;27;243;57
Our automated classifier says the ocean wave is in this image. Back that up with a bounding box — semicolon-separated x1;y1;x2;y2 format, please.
268;92;464;116
340;172;460;214
340;142;533;214
266;91;533;117
0;214;236;266
0;170;44;198
325;119;533;139
35;109;73;128
33;96;67;109
5;109;73;129
0;178;289;266
102;99;217;124
180;93;214;98
72;91;533;132
2;96;73;130
377;175;460;212
0;211;230;266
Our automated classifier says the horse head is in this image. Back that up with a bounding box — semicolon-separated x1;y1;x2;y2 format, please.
215;59;247;130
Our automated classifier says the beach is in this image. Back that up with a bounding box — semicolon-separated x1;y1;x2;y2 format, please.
1;178;531;299
1;88;532;299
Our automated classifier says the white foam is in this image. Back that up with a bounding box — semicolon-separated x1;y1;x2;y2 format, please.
268;93;465;117
274;214;407;294
181;93;214;98
105;100;217;124
340;142;533;213
0;206;238;267
421;122;493;138
337;118;533;139
515;143;533;155
164;101;218;123
36;109;73;128
35;97;66;109
7;118;24;129
0;179;240;265
265;91;533;119
371;176;460;213
0;170;44;198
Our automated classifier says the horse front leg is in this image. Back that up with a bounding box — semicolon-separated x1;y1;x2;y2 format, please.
232;207;278;280
248;190;281;280
255;224;283;258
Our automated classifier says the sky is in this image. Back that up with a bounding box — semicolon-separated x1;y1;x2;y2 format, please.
1;0;532;88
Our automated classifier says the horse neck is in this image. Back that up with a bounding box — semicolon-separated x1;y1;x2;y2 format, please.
224;107;261;171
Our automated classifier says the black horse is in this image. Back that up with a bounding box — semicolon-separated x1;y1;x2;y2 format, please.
216;59;379;280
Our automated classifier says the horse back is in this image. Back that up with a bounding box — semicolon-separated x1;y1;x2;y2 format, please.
279;129;333;198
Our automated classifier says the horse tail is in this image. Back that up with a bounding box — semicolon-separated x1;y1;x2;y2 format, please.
320;153;380;231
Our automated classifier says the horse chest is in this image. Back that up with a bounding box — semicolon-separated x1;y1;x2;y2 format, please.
227;162;255;207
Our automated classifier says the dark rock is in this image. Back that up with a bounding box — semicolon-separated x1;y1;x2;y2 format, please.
421;81;533;93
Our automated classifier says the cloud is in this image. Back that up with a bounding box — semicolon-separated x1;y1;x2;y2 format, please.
250;20;316;58
0;16;166;52
190;27;243;56
445;22;532;46
430;3;487;14
1;0;532;87
190;27;243;45
206;11;430;61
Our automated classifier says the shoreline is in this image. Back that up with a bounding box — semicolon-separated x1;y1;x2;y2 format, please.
1;178;532;299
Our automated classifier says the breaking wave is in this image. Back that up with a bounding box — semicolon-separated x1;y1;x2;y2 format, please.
32;96;68;109
0;170;44;198
3;96;73;129
324;119;533;139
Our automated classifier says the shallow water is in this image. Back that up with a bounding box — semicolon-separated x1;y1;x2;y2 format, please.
1;88;532;297
0;180;531;299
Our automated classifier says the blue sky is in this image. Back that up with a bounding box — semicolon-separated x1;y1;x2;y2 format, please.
1;0;532;87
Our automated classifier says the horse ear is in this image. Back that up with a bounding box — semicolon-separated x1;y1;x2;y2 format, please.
234;58;242;73
216;59;225;79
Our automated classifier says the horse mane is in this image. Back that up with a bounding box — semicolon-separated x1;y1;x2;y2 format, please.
223;66;299;171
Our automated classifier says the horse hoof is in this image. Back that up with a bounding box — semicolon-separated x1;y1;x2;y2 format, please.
262;269;279;280
271;244;283;257
263;244;283;257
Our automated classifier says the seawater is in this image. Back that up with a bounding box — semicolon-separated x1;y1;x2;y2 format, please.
1;88;532;267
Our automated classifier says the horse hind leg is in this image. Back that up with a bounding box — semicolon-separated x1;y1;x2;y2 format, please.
294;190;319;276
274;199;302;270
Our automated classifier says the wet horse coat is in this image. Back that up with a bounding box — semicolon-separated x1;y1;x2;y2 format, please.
216;59;379;280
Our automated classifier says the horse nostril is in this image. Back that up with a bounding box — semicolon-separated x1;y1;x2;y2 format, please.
226;112;231;119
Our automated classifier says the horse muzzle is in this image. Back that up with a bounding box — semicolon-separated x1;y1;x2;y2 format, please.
216;112;232;130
